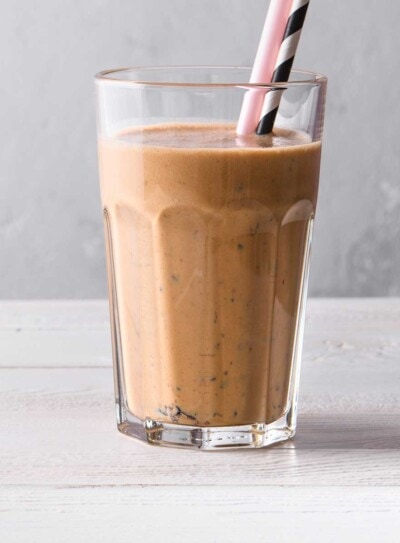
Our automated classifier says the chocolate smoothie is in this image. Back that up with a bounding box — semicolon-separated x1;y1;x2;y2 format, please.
99;123;321;428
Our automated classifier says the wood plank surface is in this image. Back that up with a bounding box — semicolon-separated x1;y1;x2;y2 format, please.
1;299;400;542
2;486;400;543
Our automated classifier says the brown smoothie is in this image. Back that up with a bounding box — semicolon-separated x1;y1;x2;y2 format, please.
99;123;321;427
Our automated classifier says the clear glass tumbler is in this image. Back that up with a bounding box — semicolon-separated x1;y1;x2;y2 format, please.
96;67;327;450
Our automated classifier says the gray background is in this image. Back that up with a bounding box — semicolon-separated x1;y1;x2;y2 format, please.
1;0;399;299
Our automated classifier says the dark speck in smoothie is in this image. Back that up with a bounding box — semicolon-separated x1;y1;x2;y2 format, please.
237;243;244;250
250;223;260;236
171;274;180;283
210;376;217;382
159;404;197;423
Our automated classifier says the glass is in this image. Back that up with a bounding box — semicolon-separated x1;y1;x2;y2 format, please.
95;66;327;450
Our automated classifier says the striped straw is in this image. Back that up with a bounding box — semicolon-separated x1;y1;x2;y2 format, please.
236;0;293;136
257;0;310;135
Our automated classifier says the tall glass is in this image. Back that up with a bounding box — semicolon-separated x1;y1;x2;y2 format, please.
96;67;327;450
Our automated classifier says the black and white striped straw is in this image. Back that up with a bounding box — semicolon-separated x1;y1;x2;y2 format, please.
257;0;310;135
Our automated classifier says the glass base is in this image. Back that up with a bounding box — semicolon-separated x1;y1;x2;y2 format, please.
117;406;296;450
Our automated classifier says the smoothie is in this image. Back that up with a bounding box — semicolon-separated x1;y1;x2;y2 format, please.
99;123;321;428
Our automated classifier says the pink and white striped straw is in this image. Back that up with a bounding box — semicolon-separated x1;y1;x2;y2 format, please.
236;0;293;136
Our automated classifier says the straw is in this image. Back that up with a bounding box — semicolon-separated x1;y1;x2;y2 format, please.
236;0;293;136
257;0;310;135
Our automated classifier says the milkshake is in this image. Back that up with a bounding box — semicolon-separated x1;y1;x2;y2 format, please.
99;123;321;431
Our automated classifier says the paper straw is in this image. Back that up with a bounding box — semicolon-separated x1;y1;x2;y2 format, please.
257;0;310;135
236;0;293;136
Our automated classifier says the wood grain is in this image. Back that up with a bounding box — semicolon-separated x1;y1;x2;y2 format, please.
1;486;400;543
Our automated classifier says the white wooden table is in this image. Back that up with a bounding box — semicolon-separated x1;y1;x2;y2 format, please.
1;299;400;542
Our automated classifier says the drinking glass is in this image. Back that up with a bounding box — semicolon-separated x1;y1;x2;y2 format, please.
96;67;327;449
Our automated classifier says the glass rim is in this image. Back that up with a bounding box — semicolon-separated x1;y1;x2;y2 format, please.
95;65;327;89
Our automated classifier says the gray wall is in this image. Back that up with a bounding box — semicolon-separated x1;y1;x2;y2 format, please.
1;0;399;298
